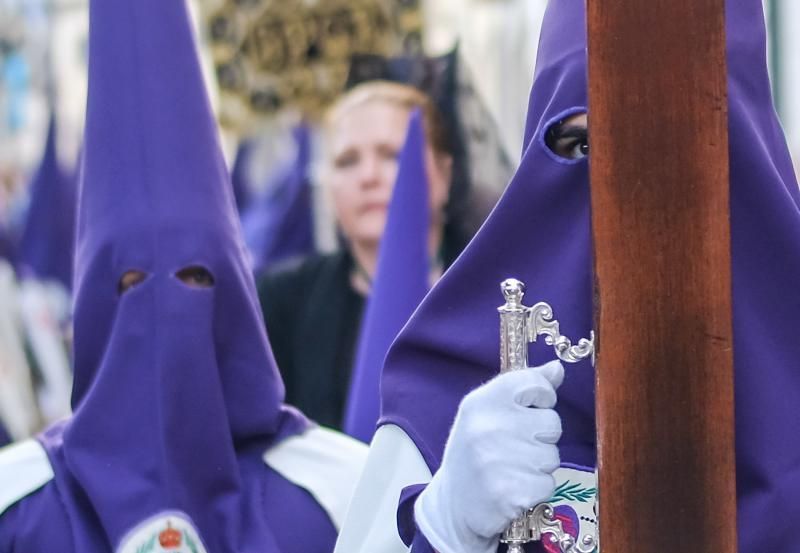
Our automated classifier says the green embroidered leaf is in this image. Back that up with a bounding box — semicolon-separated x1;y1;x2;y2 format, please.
549;480;597;504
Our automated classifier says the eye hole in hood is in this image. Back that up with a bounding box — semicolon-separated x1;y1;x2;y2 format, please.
175;265;215;289
545;112;589;161
118;270;148;295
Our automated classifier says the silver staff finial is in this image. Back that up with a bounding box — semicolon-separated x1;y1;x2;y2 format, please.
499;278;595;368
497;278;597;553
501;278;525;304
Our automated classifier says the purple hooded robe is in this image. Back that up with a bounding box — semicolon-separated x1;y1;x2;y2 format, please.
380;0;800;551
0;0;349;551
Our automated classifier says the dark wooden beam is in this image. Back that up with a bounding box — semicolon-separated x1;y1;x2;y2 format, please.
587;1;737;551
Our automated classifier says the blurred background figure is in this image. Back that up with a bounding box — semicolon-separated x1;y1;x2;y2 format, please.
0;108;74;446
0;0;798;446
230;137;256;214
0;256;40;446
240;124;316;275
15;112;74;426
257;81;457;431
0;0;82;445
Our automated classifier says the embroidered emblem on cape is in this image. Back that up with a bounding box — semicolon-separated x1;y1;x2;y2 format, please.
116;511;208;553
543;465;598;553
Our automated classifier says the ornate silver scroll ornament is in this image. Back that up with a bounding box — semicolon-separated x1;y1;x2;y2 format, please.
498;278;597;553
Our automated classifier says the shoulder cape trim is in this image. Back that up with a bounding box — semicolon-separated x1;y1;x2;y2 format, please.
332;423;432;553
0;439;54;516
263;426;368;530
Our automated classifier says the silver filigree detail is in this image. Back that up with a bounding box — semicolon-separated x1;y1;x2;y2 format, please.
503;504;597;553
498;278;595;367
529;302;596;366
531;504;597;553
499;278;529;372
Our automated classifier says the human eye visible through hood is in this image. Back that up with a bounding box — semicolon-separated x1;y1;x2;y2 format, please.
175;265;215;288
546;113;589;160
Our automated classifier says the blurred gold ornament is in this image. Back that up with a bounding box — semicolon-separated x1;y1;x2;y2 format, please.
199;0;422;133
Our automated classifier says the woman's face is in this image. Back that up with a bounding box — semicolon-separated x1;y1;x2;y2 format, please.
324;100;452;249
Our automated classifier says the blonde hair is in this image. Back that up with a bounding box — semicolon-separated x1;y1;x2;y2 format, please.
323;80;451;157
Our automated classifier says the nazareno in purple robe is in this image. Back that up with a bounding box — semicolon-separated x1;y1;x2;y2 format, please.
380;0;800;551
0;0;339;551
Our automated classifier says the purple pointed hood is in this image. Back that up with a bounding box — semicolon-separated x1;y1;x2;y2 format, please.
343;109;430;443
17;114;76;288
40;0;308;550
241;125;314;275
380;0;800;550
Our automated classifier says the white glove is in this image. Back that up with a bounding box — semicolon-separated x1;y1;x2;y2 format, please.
414;360;564;553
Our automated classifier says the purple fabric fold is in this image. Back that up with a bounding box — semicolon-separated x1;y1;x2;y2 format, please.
343;109;431;442
397;483;427;547
380;1;800;551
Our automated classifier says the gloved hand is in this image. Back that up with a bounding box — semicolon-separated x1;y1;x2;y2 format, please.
414;360;564;553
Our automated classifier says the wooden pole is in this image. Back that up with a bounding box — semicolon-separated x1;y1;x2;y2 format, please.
587;1;737;551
